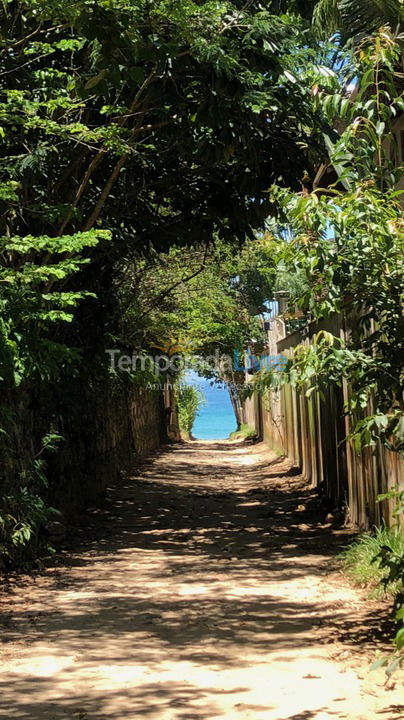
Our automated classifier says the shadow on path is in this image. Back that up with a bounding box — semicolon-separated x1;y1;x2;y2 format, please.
0;441;401;720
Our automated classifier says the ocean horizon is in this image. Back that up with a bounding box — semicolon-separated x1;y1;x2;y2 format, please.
186;373;237;440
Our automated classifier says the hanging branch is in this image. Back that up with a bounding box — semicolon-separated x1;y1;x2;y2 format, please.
57;67;157;235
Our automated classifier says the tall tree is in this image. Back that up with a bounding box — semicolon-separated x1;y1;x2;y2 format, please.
0;0;328;388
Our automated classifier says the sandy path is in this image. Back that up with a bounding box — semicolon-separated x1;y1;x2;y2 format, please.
0;440;403;720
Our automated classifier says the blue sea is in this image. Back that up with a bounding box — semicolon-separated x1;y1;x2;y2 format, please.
186;372;237;440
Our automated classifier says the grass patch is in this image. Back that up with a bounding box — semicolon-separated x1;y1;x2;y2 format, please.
229;423;257;440
340;525;404;599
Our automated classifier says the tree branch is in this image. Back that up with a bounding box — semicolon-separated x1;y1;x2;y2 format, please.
57;67;157;235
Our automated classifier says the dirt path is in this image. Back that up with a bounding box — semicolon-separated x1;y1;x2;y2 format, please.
0;440;403;720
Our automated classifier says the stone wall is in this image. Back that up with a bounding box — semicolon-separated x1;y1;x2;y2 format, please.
0;379;167;519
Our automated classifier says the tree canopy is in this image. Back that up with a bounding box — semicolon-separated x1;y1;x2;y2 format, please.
1;0;325;250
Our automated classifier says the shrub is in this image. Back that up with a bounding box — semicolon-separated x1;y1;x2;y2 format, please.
229;423;257;440
177;383;205;437
341;525;404;599
0;434;61;568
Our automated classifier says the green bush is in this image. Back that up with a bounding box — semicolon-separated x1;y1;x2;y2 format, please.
0;434;61;568
229;423;257;440
341;525;404;599
177;383;205;437
342;490;404;679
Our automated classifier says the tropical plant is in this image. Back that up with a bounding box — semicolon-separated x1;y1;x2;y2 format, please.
177;382;205;437
341;524;404;599
255;27;404;452
0;433;62;567
0;0;326;379
340;486;404;679
371;488;404;679
313;0;404;41
0;229;108;394
114;238;275;358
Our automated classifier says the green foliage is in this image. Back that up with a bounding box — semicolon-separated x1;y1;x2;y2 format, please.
0;0;326;405
0;229;108;391
115;238;276;364
0;433;61;567
229;423;256;440
373;488;404;677
255;28;404;452
313;0;404;42
340;525;404;599
343;486;404;679
177;382;205;436
378;487;404;520
0;0;323;249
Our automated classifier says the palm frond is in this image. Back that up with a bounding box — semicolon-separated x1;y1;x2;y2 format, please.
313;0;404;40
312;0;340;37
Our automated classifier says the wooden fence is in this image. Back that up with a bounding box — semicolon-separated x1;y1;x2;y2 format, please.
242;313;403;528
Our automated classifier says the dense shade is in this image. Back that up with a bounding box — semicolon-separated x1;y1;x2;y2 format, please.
1;0;325;251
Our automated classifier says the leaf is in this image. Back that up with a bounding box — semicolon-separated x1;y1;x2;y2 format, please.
283;70;297;84
340;97;350;118
376;121;385;137
386;657;401;678
394;628;404;650
84;70;106;89
370;656;388;671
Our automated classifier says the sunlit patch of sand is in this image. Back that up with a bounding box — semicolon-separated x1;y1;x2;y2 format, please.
1;440;402;720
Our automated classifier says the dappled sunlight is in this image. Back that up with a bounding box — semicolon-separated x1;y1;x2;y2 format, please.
1;441;402;719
